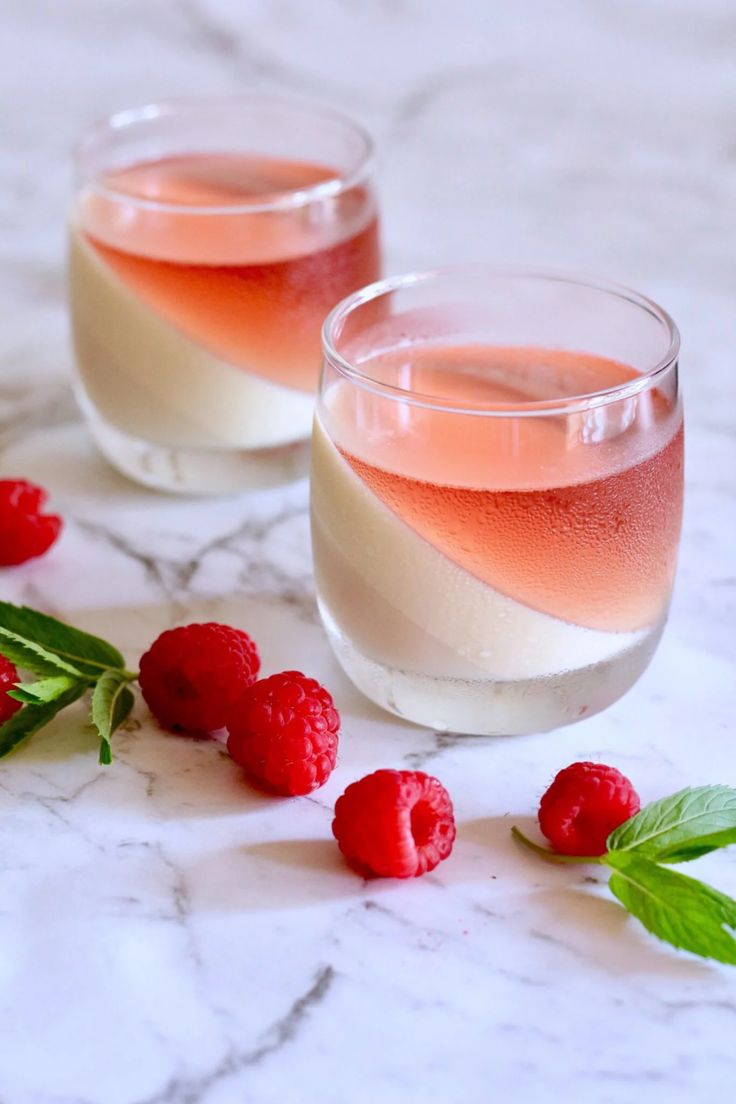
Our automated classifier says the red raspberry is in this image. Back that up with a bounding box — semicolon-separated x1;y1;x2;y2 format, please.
227;671;339;796
0;480;62;566
0;654;22;725
332;769;456;878
139;622;260;735
538;761;640;856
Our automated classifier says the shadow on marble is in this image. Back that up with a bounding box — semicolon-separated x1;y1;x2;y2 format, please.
461;814;715;981
246;837;343;871
114;729;280;819
5;700;278;818
457;812;519;851
529;885;714;981
185;838;364;910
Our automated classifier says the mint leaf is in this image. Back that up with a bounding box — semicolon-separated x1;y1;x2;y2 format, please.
608;786;736;863
604;851;736;964
0;602;125;676
0;627;84;678
8;675;83;704
91;669;134;765
0;684;87;758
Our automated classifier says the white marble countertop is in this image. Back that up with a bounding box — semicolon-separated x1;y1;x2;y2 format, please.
1;2;735;1102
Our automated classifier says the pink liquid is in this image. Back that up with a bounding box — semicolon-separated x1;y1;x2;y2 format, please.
80;154;380;391
336;345;683;632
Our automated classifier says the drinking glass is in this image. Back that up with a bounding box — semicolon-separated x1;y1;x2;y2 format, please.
311;267;683;735
69;94;380;494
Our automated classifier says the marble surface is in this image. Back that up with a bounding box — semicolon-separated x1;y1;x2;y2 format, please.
1;2;736;1102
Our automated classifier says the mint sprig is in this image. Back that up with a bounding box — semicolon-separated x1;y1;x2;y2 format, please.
0;603;137;762
513;785;736;965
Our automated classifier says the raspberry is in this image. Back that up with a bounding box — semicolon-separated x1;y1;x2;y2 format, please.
0;655;22;725
139;622;260;734
332;769;456;878
538;761;640;856
0;480;62;566
227;671;339;796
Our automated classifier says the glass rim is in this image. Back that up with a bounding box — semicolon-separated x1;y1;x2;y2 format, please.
321;264;681;418
74;92;375;216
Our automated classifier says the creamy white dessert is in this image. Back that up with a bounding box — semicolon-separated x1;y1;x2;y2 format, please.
310;416;661;733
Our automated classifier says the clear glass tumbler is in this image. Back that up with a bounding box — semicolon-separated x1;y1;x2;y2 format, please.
311;267;684;735
69;94;380;494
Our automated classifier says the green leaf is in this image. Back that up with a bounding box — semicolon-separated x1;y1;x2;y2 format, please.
607;786;736;863
0;684;88;758
7;675;82;704
91;669;134;765
0;627;83;678
604;850;736;964
0;602;125;676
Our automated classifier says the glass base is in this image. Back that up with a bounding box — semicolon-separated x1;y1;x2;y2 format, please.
318;599;663;736
85;407;311;495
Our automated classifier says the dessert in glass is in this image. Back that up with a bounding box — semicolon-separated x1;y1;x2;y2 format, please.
69;95;380;494
311;267;684;735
